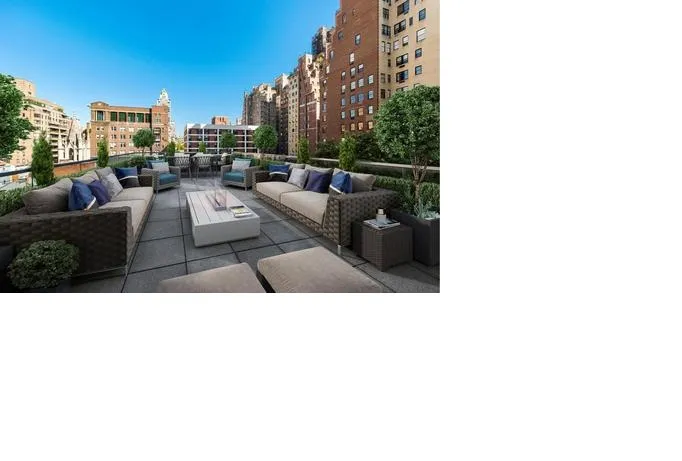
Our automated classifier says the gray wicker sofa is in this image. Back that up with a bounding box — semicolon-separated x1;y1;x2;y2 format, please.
0;168;155;276
253;165;398;250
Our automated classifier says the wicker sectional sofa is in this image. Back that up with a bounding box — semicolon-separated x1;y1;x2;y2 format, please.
0;168;155;276
253;165;399;249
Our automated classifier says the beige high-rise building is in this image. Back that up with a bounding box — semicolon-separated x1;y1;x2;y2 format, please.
10;78;79;167
298;53;324;154
287;69;300;154
274;73;290;154
241;83;277;127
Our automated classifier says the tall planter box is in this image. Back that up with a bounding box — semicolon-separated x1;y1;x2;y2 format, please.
390;209;440;266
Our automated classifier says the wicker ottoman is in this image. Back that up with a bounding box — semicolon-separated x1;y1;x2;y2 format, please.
352;221;413;271
157;263;265;293
257;247;382;293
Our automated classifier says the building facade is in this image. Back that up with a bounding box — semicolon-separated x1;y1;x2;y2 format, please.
10;78;79;166
241;83;277;127
89;102;170;156
156;88;175;139
322;0;439;141
298;53;324;154
184;123;259;155
274;73;290;155
287;69;300;154
211;115;231;125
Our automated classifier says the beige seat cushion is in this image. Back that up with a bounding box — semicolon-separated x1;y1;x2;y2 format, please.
157;263;265;293
100;199;147;236
256;181;302;202
22;178;73;215
280;190;328;225
110;186;154;204
257;247;381;293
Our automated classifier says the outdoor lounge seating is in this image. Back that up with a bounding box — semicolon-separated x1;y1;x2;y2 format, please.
0;168;155;276
141;159;181;192
222;157;260;190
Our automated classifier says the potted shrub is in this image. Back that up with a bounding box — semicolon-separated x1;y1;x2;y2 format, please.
375;85;440;266
128;155;147;173
8;240;79;292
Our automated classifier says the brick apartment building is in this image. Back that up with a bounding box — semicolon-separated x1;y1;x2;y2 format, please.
274;74;290;154
89;102;170;156
211;115;231;125
241;83;277;128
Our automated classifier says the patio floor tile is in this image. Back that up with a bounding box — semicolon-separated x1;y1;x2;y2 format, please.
123;263;187;293
140;219;183;242
183;235;233;261
229;232;275;252
187;253;240;274
130;236;185;273
71;276;125;293
148;207;180;222
356;262;439;293
261;220;311;244
278;238;321;253
236;245;284;272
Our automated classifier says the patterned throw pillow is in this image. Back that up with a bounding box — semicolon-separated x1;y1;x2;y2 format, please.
68;180;97;211
287;168;309;189
87;179;111;205
329;171;353;194
102;173;123;198
232;158;252;173
115;167;140;188
305;170;332;193
268;164;289;182
151;162;170;174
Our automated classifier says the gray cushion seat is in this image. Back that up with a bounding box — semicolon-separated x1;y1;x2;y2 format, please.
257;247;382;293
99;199;148;236
157;263;265;293
255;181;303;202
280;191;329;225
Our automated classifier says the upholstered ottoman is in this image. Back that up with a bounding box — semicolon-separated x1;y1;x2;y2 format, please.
157;263;265;293
256;247;382;293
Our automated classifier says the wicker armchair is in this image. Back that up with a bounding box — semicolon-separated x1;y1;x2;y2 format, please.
221;163;261;190
141;165;181;192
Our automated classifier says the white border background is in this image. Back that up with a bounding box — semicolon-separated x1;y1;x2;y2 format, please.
3;0;682;459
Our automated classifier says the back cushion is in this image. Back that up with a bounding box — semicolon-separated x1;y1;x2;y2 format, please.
288;168;309;189
78;171;99;185
331;168;375;192
102;173;123;197
305;164;333;175
22;178;73;215
87;179;111;206
286;162;305;172
305;170;332;193
151;162;170;174
232;158;252;172
95;167;114;181
68;180;96;211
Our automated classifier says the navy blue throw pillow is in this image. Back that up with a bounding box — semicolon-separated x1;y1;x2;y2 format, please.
68;180;96;211
305;170;332;193
87;179;111;205
268;164;290;182
329;171;353;194
115;167;140;188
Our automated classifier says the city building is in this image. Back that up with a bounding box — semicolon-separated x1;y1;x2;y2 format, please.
241;83;277;127
298;52;325;154
321;0;439;141
184;123;259;155
274;73;290;154
88;101;170;156
211;115;231;125
9;78;79;166
156;89;176;138
287;69;300;154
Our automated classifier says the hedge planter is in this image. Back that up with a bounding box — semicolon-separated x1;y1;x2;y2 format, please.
390;209;440;266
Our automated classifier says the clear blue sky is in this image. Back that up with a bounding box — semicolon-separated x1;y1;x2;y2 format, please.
0;0;337;136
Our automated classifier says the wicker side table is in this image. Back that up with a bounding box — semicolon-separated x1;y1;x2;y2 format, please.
352;221;413;271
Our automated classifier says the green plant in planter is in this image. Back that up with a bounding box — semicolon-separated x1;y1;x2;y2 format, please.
128;155;147;171
31;131;54;186
297;137;310;164
338;135;357;171
8;240;79;291
96;138;109;168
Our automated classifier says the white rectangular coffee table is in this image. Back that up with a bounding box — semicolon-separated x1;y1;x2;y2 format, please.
186;190;260;247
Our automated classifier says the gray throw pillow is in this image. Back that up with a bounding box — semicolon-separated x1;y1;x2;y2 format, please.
350;172;376;192
288;168;309;189
22;178;73;215
102;173;123;197
78;171;99;185
151;162;170;174
286;162;305;172
95;167;114;181
232;159;252;172
305;164;333;175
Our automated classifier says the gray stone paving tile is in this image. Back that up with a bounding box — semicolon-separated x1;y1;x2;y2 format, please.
140;219;183;242
181;218;192;235
408;261;440;279
313;236;365;266
148;207;180;222
183;235;233;261
356;262;439;293
241;199;265;210
236;245;284;272
187;253;240;274
71;276;125;293
123;264;187;293
261;220;310;244
152;190;180;209
130;236;185;273
252;207;284;223
278;238;321;253
287;219;322;237
229;232;275;252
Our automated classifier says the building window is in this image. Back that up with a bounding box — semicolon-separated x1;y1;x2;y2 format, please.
119;112;126;121
341;98;346;106
351;95;357;104
359;107;364;116
396;53;409;66
368;121;374;130
394;19;406;34
136;113;145;123
402;35;409;46
358;63;364;73
380;73;386;83
388;58;392;68
349;52;355;63
393;40;399;50
381;89;386;99
409;17;413;26
342;84;346;93
417;27;426;41
341;71;346;80
396;70;409;82
350;67;356;77
358;122;364;131
383;8;389;20
110;112;117;122
358;93;364;103
382;24;391;37
415;48;423;58
358;78;364;87
368;90;374;100
415;65;423;75
368;105;374;114
338;30;344;40
397;0;410;15
342;13;347;24
331;50;335;60
341;124;346;132
368;74;374;84
341;111;346;119
96;111;104;121
351;81;356;90
419;8;426;20
355;34;361;45
350;123;356;131
127;113;135;122
350;109;356;119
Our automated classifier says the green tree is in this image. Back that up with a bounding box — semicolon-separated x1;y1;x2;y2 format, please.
338;135;357;171
297;137;310;164
96;138;109;168
132;128;155;155
316;139;340;159
375;85;440;205
198;142;207;154
165;141;177;155
253;124;278;154
175;140;185;151
31;131;54;186
220;132;237;154
355;130;382;162
0;74;35;161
